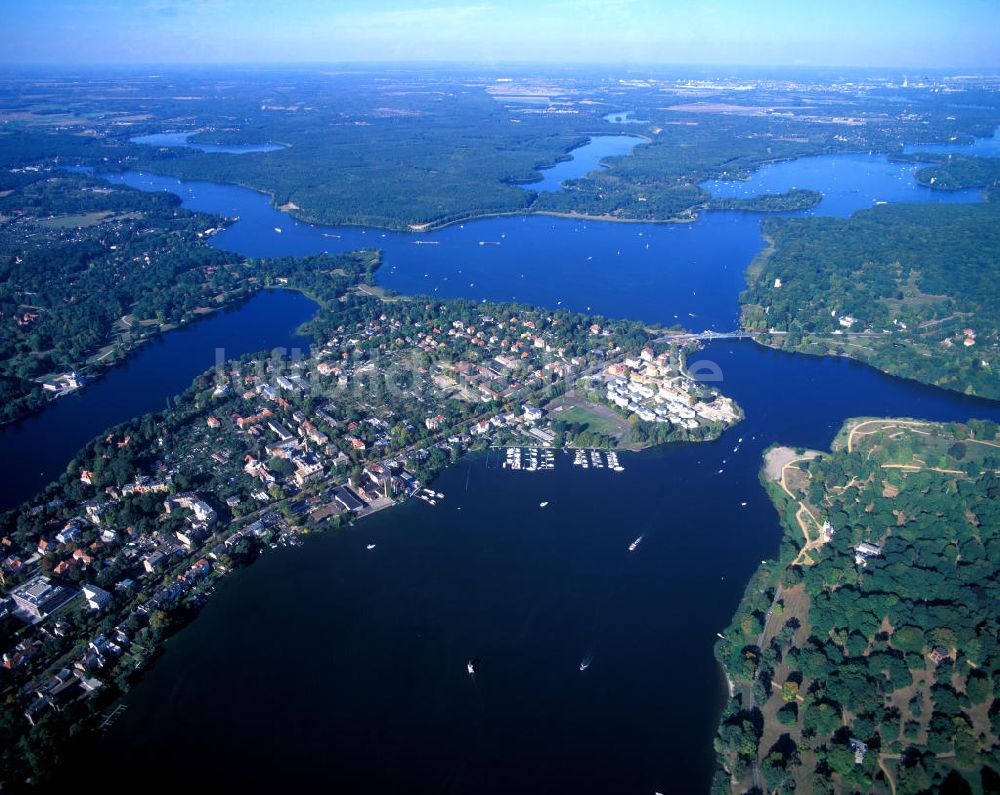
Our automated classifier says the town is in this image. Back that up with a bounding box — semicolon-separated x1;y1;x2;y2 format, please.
0;294;742;752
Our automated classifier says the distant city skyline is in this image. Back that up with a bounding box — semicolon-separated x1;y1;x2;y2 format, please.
3;0;1000;69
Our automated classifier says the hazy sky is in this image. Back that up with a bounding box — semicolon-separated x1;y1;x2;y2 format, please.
3;0;999;68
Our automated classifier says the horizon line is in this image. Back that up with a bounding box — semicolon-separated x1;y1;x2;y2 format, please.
2;60;1000;73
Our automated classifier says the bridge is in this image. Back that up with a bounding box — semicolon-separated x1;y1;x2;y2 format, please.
654;328;888;343
652;329;776;343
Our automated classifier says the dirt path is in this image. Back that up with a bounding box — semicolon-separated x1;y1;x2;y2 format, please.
764;446;819;485
792;504;827;566
769;679;805;703
881;463;966;475
879;756;897;795
765;449;828;565
846;419;932;453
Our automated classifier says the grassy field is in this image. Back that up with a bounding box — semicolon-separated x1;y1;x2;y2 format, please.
35;211;113;228
558;405;620;435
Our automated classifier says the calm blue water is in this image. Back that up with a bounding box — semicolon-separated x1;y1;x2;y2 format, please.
701;130;1000;215
603;111;648;124
701;152;983;216
131;132;286;154
97;343;1000;795
0;290;314;510
104;170;759;330
523;134;643;191
10;133;1000;793
901;125;1000;156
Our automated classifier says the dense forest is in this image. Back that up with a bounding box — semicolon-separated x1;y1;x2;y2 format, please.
714;418;1000;793
0;169;387;426
741;199;1000;399
914;155;1000;201
705;188;822;213
3;68;998;231
0;172;248;423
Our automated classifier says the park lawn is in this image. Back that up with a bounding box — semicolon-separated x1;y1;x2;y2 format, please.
557;404;624;438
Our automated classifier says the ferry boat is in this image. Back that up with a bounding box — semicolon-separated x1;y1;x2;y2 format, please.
628;535;643;552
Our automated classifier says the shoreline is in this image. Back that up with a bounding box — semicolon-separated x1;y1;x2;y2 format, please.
0;286;301;433
742;332;1000;404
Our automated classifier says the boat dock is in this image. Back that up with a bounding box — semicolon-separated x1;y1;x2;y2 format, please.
493;447;624;473
572;449;624;472
502;447;555;472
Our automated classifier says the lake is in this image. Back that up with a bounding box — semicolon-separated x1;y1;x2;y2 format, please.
604;111;649;124
0;290;314;510
10;131;1000;792
100;136;985;335
98;343;1000;794
700;151;983;217
901;125;1000;156
520;134;644;191
131;131;286;154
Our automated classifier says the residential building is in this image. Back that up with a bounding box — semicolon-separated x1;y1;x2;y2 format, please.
82;584;112;611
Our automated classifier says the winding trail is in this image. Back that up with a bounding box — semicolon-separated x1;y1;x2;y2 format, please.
770;450;827;565
846;419;932;453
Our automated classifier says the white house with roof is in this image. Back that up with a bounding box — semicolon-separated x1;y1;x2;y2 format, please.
854;541;882;566
82;584;112;611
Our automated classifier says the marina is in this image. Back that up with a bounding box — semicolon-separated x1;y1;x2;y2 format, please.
571;448;625;472
498;447;625;473
501;446;555;471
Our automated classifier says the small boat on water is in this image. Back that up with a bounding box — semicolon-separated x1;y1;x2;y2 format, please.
579;657;592;672
539;501;549;508
467;659;478;676
628;535;643;552
366;544;376;550
274;227;282;233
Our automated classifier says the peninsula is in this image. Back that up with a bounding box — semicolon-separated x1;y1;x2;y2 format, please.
714;418;1000;793
0;244;741;784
